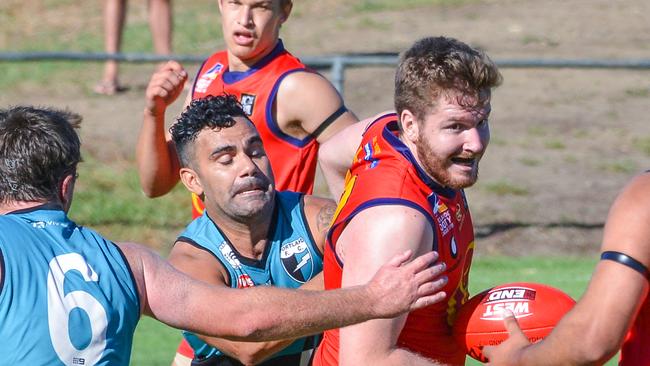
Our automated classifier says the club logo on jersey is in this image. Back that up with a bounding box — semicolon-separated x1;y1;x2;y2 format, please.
237;274;255;288
240;94;256;116
455;203;465;230
219;242;242;269
361;138;381;169
195;62;224;93
480;287;536;321
280;238;314;283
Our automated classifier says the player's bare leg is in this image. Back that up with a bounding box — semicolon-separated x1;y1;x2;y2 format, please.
96;0;127;95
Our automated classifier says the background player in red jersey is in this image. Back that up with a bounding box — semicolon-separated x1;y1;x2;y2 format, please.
484;171;650;366
312;36;502;366
137;0;357;206
137;1;357;363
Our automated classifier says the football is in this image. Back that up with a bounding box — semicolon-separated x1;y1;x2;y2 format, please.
452;282;576;362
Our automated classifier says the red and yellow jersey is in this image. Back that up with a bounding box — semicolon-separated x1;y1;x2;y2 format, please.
313;113;474;366
189;41;318;218
620;293;650;365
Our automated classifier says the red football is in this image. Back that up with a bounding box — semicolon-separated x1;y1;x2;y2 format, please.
452;282;576;362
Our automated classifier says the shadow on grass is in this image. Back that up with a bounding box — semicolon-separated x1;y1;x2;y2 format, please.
475;221;604;239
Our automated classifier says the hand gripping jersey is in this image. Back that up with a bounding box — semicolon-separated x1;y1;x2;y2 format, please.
190;40;318;218
0;204;140;365
179;191;323;365
313;114;475;366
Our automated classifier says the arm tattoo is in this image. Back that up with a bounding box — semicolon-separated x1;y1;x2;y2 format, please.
317;203;337;235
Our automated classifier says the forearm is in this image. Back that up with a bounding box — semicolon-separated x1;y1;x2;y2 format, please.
213;285;379;341
136;109;180;196
517;316;620;365
194;275;323;363
197;335;294;365
344;347;446;366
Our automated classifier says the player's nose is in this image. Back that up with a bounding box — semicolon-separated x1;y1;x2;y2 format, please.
464;126;489;154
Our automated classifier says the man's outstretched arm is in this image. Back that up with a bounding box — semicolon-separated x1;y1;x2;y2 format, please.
118;241;448;342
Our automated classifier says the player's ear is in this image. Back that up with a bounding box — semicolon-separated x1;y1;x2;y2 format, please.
279;0;292;23
59;172;77;213
179;167;204;197
400;109;419;144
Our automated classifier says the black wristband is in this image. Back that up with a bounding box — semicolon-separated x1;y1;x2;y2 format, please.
601;251;650;279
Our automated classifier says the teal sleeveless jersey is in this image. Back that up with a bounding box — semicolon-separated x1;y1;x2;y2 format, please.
179;191;323;362
0;204;140;365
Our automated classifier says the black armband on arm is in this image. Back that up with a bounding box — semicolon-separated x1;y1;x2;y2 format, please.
311;105;348;139
601;251;650;280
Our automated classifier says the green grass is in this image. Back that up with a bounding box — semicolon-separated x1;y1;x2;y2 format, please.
482;180;529;196
130;256;618;366
131;317;182;366
633;136;650;156
0;0;222;90
598;159;638;174
544;139;566;150
519;157;541;167
68;154;190;251
353;0;477;12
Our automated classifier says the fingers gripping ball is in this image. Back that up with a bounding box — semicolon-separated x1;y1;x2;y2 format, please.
452;282;575;362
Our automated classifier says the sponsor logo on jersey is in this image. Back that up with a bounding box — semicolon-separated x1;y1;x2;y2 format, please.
437;209;454;236
237;274;255;288
480;287;537;320
427;193;454;236
30;220;66;229
195;62;224;93
280;238;313;283
219;242;242;269
240;94;256;116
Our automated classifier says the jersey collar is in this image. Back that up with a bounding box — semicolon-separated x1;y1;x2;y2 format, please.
223;39;286;84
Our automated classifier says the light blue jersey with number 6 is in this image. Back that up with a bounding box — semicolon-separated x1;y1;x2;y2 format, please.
0;204;140;365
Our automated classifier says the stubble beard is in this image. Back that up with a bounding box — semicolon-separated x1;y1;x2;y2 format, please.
416;138;479;190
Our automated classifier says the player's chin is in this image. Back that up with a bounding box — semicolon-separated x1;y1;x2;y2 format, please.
230;43;259;60
447;169;479;189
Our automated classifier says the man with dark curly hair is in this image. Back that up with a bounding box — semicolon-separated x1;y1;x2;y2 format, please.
163;94;445;366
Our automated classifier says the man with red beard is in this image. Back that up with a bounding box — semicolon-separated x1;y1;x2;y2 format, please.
312;36;502;366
